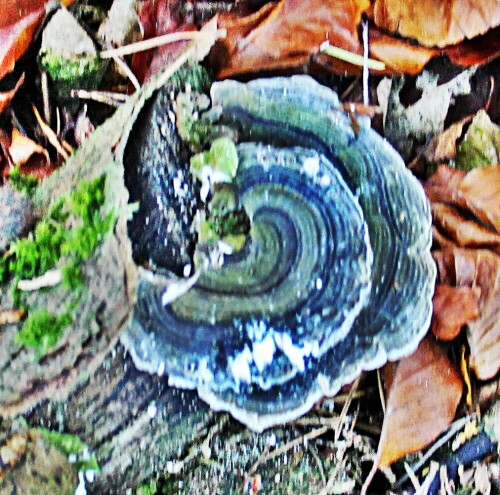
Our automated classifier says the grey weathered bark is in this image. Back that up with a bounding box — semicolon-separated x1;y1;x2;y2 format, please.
25;345;216;494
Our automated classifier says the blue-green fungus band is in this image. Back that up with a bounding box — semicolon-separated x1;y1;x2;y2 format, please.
123;76;436;432
131;143;372;392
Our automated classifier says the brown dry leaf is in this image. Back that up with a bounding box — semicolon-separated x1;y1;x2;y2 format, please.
432;203;500;251
423;164;466;203
445;26;500;66
410;120;470;176
8;127;49;168
434;248;500;381
457;165;500;232
377;336;463;467
131;0;196;84
373;0;500;48
431;284;480;341
214;0;369;78
0;0;46;80
0;73;24;114
369;27;438;75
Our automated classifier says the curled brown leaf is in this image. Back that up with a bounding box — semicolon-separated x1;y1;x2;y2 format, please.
373;0;500;48
431;284;480;341
377;337;463;467
433;248;500;381
213;0;369;78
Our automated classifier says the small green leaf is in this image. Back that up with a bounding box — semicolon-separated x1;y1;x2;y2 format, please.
209;137;239;179
456;110;500;171
190;138;239;182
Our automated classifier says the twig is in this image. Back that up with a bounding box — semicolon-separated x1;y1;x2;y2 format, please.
41;71;51;125
393;415;475;490
320;42;385;71
70;89;128;107
320;406;359;495
32;105;71;160
246;425;329;478
377;369;386;414
335;377;359;442
309;443;327;485
100;29;227;59
18;269;62;291
166;414;229;474
362;19;369;106
111;55;141;91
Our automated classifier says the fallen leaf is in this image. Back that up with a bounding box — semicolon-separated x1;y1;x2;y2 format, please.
213;0;369;78
432;203;500;251
410;119;470;176
8;127;49;168
457;165;500;232
377;336;463;467
369;27;438;75
0;0;46;80
434;248;500;381
455;110;500;171
0;73;24;114
431;284;480;341
131;0;196;84
445;26;500;67
372;0;500;48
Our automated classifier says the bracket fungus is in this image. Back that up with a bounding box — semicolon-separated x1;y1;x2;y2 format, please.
122;75;436;432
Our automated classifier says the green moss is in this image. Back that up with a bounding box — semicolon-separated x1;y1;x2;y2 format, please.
9;166;39;195
38;428;99;472
1;175;115;354
198;185;250;252
190;137;239;181
1;176;112;284
17;310;72;355
40;52;104;88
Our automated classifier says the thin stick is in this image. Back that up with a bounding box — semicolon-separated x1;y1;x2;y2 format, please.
246;425;329;477
100;29;226;59
320;42;385;71
335;377;359;442
377;369;386;414
362;19;369;105
112;55;141;91
32;105;71;160
41;71;51;125
393;415;475;490
70;89;128;107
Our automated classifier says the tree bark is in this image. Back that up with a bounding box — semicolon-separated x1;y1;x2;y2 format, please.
25;345;216;494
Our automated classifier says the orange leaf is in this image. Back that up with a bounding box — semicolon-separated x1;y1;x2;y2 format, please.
445;26;500;67
457;165;500;233
431;284;480;341
369;27;438;75
8;127;48;167
377;336;463;468
411;120;470;176
434;248;500;381
373;0;500;48
432;203;500;251
0;0;46;80
214;0;369;78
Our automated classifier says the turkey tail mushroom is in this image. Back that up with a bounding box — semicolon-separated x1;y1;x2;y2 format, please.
122;76;436;432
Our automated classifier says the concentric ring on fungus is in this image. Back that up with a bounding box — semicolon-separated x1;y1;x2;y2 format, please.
121;75;436;432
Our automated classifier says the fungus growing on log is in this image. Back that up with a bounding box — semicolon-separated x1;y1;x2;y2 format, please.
122;76;436;432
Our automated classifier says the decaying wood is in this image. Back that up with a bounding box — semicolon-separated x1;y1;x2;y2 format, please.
24;346;216;493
